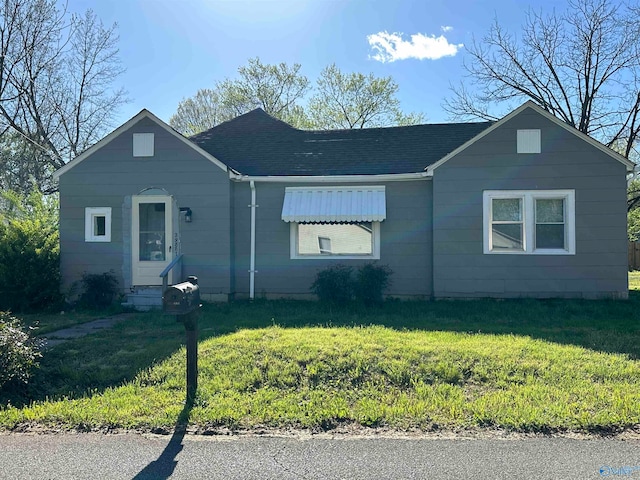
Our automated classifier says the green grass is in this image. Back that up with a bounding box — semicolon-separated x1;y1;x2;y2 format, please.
629;271;640;291
1;279;640;435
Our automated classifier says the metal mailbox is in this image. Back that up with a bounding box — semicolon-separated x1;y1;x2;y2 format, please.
163;276;201;315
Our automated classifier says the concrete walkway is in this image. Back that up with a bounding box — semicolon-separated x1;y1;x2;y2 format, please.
40;313;134;348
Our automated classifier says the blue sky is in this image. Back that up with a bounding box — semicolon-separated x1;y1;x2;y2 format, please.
66;0;566;128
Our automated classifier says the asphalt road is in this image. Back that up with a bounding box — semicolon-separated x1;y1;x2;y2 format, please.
1;432;639;479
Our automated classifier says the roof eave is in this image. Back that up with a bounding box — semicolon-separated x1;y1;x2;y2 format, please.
228;171;431;183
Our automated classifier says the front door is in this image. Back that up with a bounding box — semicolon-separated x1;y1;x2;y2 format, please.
132;195;173;286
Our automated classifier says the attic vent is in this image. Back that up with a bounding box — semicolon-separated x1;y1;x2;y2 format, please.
133;133;154;157
517;129;541;154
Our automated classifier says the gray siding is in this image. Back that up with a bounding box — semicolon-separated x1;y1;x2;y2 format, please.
232;180;432;298
432;107;628;298
59;116;231;297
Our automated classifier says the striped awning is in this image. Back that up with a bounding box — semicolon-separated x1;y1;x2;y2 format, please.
281;186;386;223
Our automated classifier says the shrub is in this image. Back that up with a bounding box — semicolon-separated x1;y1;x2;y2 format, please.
79;270;119;309
629;208;640;242
311;263;393;305
310;264;354;305
354;263;393;305
0;312;42;390
0;189;62;312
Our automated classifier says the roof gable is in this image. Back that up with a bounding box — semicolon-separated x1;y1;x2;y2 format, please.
53;109;228;180
426;101;635;174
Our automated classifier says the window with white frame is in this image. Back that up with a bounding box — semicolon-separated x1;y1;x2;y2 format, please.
483;190;575;254
291;222;380;259
281;185;386;260
85;207;112;242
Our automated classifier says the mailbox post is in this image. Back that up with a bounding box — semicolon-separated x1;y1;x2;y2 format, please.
163;275;201;402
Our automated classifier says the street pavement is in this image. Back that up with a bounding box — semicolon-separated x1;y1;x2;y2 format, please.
0;432;638;479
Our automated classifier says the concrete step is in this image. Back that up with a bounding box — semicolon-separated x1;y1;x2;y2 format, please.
123;287;163;312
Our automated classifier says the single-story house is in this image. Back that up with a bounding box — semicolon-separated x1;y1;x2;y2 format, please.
53;101;634;308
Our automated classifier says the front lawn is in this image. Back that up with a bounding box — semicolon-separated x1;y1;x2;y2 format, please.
1;286;639;435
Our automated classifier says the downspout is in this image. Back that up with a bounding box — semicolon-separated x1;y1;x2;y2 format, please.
249;181;257;299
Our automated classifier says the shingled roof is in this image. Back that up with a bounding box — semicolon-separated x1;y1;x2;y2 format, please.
190;109;493;176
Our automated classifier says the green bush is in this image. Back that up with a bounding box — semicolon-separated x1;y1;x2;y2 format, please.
79;271;119;309
310;264;354;305
311;263;393;305
0;312;42;390
0;190;61;312
354;263;393;305
629;208;640;242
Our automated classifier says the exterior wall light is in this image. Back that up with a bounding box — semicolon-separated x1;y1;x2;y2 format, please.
180;207;192;223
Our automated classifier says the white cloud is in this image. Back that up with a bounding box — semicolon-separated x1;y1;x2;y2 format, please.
367;31;463;63
441;26;453;32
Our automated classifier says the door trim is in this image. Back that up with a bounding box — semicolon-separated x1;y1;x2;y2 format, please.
132;195;173;286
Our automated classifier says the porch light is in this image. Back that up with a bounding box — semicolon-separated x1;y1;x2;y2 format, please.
180;207;192;223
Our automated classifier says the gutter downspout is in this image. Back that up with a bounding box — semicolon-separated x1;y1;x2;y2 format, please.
249;181;257;299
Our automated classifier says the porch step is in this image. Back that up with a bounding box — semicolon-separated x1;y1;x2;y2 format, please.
123;287;163;312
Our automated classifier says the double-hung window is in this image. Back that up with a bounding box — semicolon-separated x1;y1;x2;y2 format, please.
483;190;575;255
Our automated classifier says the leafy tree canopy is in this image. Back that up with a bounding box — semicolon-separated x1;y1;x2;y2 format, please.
306;64;424;130
170;58;310;135
170;58;423;135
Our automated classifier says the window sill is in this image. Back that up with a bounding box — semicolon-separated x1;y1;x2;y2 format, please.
291;254;380;260
485;249;575;255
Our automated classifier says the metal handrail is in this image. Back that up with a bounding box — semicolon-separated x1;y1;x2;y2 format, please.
160;253;184;291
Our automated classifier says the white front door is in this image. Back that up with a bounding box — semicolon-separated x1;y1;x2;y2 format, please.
132;195;173;286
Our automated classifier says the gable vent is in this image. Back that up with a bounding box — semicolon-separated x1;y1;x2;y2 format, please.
133;133;155;157
517;129;541;154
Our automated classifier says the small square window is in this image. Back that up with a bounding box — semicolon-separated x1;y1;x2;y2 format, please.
85;207;112;242
517;129;541;154
133;133;154;157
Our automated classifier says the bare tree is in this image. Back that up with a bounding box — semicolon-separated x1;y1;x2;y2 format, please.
444;0;640;161
0;0;126;192
306;64;424;130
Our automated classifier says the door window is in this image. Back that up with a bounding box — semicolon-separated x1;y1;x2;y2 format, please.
138;202;166;261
